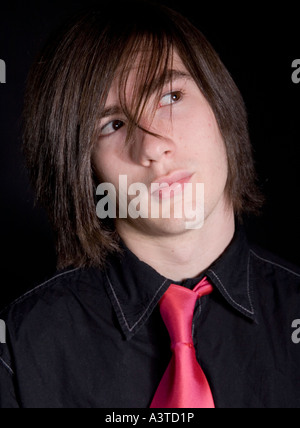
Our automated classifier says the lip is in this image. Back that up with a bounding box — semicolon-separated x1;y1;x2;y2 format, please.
151;170;194;199
152;170;194;187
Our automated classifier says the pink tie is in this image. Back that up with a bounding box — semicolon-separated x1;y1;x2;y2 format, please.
150;277;215;408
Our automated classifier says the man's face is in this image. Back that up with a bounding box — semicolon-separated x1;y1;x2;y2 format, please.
93;52;230;237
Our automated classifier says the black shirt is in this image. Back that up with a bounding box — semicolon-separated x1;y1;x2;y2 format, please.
1;226;300;408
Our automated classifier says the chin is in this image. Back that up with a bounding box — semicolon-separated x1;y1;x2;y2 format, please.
137;217;201;237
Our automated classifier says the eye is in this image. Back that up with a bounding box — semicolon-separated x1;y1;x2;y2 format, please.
100;120;125;136
159;91;183;108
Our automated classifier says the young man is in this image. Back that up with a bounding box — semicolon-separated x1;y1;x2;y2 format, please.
1;1;300;408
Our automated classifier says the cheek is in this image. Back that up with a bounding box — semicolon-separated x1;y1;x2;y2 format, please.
179;111;227;171
203;131;228;187
208;126;228;176
93;146;120;185
178;108;228;198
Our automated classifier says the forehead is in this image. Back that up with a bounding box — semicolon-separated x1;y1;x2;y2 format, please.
121;50;188;80
105;50;191;104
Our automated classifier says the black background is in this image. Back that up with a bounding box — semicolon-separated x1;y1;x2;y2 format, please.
0;0;299;308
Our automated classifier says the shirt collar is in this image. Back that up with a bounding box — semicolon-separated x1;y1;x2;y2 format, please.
104;223;257;340
206;225;257;322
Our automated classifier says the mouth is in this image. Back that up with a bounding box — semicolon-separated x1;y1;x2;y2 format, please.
151;170;194;199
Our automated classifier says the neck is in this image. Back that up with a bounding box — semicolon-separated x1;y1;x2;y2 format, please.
116;204;235;282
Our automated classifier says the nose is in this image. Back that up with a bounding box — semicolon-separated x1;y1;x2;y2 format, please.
131;127;176;167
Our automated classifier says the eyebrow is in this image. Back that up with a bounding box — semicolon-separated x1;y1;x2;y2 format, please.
100;105;123;119
150;69;192;94
100;69;192;119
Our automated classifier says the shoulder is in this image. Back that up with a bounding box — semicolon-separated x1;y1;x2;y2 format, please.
249;244;300;281
0;265;113;398
0;266;108;332
248;244;300;307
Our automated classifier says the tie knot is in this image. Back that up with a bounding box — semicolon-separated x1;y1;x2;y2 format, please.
159;277;213;347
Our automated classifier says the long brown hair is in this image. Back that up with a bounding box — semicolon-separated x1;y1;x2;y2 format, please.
23;0;263;270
